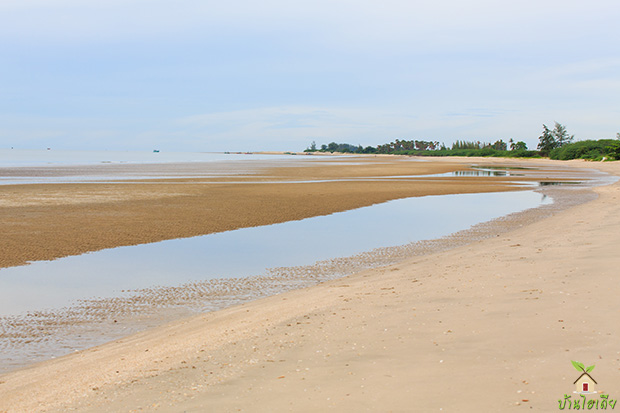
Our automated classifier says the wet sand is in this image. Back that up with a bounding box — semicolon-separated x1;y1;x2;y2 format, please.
0;157;617;412
0;156;564;269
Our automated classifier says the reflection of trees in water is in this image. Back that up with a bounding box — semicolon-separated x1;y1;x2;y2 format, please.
539;181;581;186
452;170;508;177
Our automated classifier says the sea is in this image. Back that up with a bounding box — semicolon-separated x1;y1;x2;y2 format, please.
0;148;302;167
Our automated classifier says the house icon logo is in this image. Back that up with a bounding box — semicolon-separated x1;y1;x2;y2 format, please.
558;361;617;410
571;361;597;394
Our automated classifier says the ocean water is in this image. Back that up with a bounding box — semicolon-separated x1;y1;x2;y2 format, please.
0;148;309;167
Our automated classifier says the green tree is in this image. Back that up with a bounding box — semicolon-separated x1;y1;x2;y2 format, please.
304;141;317;152
492;139;507;151
552;122;574;147
538;122;573;155
537;124;556;155
510;139;528;151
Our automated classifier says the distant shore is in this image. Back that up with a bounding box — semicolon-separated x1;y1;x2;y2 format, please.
1;157;618;412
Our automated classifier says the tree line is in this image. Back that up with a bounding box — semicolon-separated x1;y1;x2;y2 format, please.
304;123;620;160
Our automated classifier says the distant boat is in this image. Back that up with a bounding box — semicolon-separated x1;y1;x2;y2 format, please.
153;150;160;153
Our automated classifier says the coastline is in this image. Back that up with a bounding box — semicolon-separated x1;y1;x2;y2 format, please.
1;157;619;411
0;157;485;268
0;156;589;269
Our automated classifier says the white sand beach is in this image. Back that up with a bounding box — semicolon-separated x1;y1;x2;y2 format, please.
1;158;619;412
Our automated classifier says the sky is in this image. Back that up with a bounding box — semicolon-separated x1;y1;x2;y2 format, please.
1;0;619;152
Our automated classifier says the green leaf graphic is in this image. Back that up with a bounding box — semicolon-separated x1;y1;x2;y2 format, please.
586;365;595;373
571;360;586;372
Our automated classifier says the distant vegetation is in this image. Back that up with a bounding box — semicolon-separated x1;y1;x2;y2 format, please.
550;139;620;161
305;138;538;158
539;122;620;160
536;122;574;156
311;142;376;154
304;123;620;161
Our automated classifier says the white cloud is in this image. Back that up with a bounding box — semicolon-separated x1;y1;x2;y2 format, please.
1;1;619;151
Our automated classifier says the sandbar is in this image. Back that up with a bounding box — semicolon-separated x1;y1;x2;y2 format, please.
0;156;573;269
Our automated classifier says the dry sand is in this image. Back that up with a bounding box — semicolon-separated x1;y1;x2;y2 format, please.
0;157;618;412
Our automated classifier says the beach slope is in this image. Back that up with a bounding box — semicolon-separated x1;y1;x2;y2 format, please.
1;160;619;412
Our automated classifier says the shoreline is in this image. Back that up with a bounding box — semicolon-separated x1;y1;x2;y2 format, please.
0;158;619;411
0;187;583;375
0;156;593;269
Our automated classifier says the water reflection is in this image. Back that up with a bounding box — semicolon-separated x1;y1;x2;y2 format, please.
0;190;551;317
451;170;509;177
0;189;557;373
471;165;535;171
538;181;582;186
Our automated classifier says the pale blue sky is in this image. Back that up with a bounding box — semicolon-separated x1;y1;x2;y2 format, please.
1;0;619;152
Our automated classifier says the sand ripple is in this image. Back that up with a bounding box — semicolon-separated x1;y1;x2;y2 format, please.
0;186;596;373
